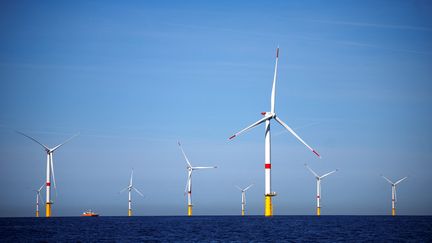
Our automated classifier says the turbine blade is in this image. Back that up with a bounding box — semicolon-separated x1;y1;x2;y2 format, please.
38;184;45;192
184;171;192;195
271;47;279;113
235;185;243;191
178;141;192;168
320;169;338;179
50;156;57;199
192;166;217;169
394;186;397;202
229;116;270;140
244;184;254;191
274;116;321;158
16;131;50;151
133;187;144;197
381;175;394;185
51;133;79;152
305;164;319;178
119;187;128;194
395;177;407;185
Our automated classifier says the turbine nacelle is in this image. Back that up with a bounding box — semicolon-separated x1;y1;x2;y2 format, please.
261;112;275;118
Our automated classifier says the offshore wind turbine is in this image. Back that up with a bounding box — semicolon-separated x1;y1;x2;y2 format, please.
382;175;407;216
228;47;321;216
178;141;217;216
17;131;79;217
120;169;144;216
305;164;337;216
34;184;44;217
235;184;253;216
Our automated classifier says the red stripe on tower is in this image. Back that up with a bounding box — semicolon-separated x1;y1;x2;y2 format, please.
46;182;51;186
265;164;271;169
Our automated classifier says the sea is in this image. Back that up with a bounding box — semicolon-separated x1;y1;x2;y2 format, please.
1;216;431;242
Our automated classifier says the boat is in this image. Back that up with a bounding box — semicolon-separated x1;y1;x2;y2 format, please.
81;210;99;217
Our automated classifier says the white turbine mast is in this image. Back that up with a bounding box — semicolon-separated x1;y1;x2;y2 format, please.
305;164;337;216
178;141;217;216
229;47;321;216
17;131;79;217
381;175;407;216
120;168;144;216
235;184;253;216
35;184;44;217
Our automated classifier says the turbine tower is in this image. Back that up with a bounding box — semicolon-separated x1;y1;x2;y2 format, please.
382;175;407;216
235;184;253;216
35;184;44;217
178;141;217;216
120;169;144;216
17;131;79;217
305;164;337;216
229;47;321;216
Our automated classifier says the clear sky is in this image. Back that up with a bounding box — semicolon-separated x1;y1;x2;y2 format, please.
1;0;431;217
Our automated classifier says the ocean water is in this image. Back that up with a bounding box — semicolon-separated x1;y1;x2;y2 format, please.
1;216;431;242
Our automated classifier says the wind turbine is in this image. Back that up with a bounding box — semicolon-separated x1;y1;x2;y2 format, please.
235;184;253;216
305;164;337;216
120;169;144;216
17;131;79;217
178;141;217;216
228;47;321;216
382;175;407;216
35;184;44;217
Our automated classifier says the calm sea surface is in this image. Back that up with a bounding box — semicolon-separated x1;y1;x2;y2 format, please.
1;216;431;242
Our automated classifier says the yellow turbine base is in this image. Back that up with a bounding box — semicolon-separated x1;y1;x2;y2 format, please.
317;207;321;216
36;210;39;217
46;203;51;217
128;209;132;216
188;205;192;216
241;210;245;216
265;195;273;217
392;208;396;216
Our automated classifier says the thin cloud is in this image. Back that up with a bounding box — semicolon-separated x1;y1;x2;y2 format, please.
309;19;432;32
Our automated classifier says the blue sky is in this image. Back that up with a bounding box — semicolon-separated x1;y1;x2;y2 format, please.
1;0;431;216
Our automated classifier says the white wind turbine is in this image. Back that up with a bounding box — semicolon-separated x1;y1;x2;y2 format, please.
178;141;217;216
229;47;321;216
120;169;144;216
17;131;79;217
382;175;407;216
235;184;253;216
305;164;337;216
34;184;44;217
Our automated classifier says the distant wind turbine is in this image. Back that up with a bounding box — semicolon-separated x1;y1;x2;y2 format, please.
120;169;144;216
305;164;337;216
178;141;217;216
35;184;44;217
17;131;79;217
229;47;321;217
382;175;407;216
235;184;253;216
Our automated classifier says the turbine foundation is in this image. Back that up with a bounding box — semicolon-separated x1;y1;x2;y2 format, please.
265;195;273;217
392;208;396;216
188;205;193;216
128;209;132;216
317;207;321;216
46;202;52;217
